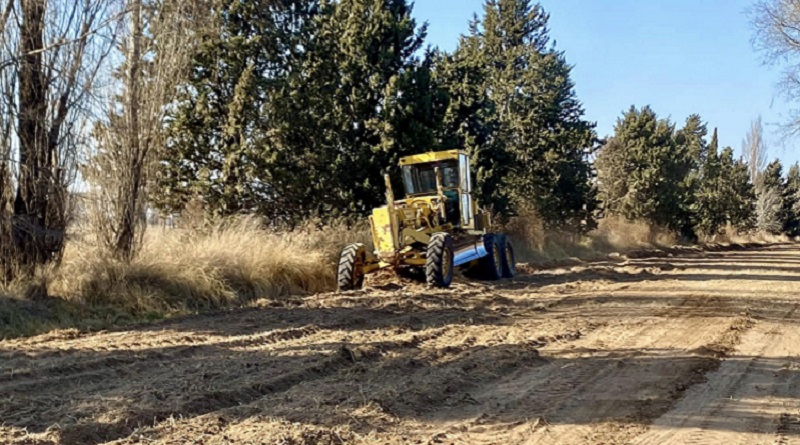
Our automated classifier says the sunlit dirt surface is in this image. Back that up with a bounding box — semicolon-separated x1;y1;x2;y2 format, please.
2;245;800;445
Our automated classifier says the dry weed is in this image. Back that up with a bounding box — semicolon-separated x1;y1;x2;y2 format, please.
47;217;369;315
2;217;372;338
506;213;676;263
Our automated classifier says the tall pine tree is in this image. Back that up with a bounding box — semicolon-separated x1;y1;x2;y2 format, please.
159;0;319;219
784;163;800;236
442;0;596;228
596;106;691;232
695;128;725;236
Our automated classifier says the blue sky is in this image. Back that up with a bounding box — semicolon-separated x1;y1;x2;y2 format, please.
412;0;799;166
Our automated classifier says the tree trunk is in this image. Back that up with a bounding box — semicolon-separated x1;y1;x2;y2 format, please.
14;0;49;273
114;0;143;260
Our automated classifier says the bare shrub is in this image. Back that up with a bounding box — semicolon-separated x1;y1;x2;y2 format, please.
0;0;120;280
85;0;214;260
756;186;784;234
505;209;676;263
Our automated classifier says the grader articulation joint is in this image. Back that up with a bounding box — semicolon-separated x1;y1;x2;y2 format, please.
337;150;516;290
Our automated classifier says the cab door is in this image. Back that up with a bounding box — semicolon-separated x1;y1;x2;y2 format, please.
459;154;473;227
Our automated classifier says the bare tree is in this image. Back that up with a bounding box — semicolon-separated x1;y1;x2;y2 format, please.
757;185;784;233
0;0;121;281
752;0;800;135
84;0;211;260
742;116;769;187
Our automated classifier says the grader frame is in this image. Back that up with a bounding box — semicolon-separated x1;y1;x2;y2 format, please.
337;149;515;290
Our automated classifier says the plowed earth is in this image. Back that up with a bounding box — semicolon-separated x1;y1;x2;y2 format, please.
2;245;800;445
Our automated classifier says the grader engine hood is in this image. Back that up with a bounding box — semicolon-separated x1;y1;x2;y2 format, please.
370;196;441;260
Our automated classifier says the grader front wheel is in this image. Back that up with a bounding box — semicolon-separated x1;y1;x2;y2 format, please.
426;233;454;288
338;243;366;291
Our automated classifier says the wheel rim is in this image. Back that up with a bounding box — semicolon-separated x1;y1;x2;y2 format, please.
442;248;452;278
493;245;502;272
505;245;515;273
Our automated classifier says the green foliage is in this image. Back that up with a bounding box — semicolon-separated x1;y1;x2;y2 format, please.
159;0;430;222
724;148;758;231
434;19;509;217
158;0;597;230
438;0;596;228
694;128;757;236
783;163;800;236
290;0;429;217
694;128;725;236
596;106;693;234
761;159;785;192
158;0;319;219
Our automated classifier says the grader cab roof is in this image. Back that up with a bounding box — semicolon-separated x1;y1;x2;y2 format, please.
398;150;467;166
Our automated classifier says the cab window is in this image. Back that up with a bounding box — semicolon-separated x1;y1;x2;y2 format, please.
402;161;460;196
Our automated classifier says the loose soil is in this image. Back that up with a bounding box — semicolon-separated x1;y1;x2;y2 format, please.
2;245;800;445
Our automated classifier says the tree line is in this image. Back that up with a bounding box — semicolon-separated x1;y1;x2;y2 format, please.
154;0;596;231
1;0;799;282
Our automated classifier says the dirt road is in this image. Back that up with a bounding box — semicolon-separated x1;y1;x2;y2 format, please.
2;244;800;445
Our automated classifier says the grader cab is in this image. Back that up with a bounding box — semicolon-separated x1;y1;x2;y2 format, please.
337;149;516;290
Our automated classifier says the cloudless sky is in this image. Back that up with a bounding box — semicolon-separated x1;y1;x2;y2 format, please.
412;0;800;166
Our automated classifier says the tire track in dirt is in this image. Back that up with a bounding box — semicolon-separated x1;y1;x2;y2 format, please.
106;320;602;445
430;302;756;445
0;325;323;386
630;305;800;445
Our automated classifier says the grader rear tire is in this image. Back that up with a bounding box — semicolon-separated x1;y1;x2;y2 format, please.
499;235;516;278
338;243;366;291
480;234;504;280
426;233;454;288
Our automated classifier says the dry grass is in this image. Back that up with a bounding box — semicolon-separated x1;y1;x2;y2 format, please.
701;224;791;244
50;217;372;314
1;217;371;338
506;214;677;264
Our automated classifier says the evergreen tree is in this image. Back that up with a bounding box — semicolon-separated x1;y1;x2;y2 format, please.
723;148;757;232
761;159;784;191
443;0;596;228
160;0;431;222
436;27;510;216
755;159;785;234
596;106;691;232
695;128;725;236
695;130;757;236
158;0;319;219
784;163;800;236
303;0;427;216
674;114;708;238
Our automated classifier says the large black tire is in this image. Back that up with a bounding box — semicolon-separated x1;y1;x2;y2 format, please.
426;233;454;288
480;234;503;280
338;243;366;291
499;235;516;278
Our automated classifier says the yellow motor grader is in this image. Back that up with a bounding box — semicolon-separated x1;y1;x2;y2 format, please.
337;149;516;290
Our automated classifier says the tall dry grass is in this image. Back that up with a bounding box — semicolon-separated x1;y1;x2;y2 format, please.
49;217;372;314
1;217;371;338
505;213;677;264
699;223;791;245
